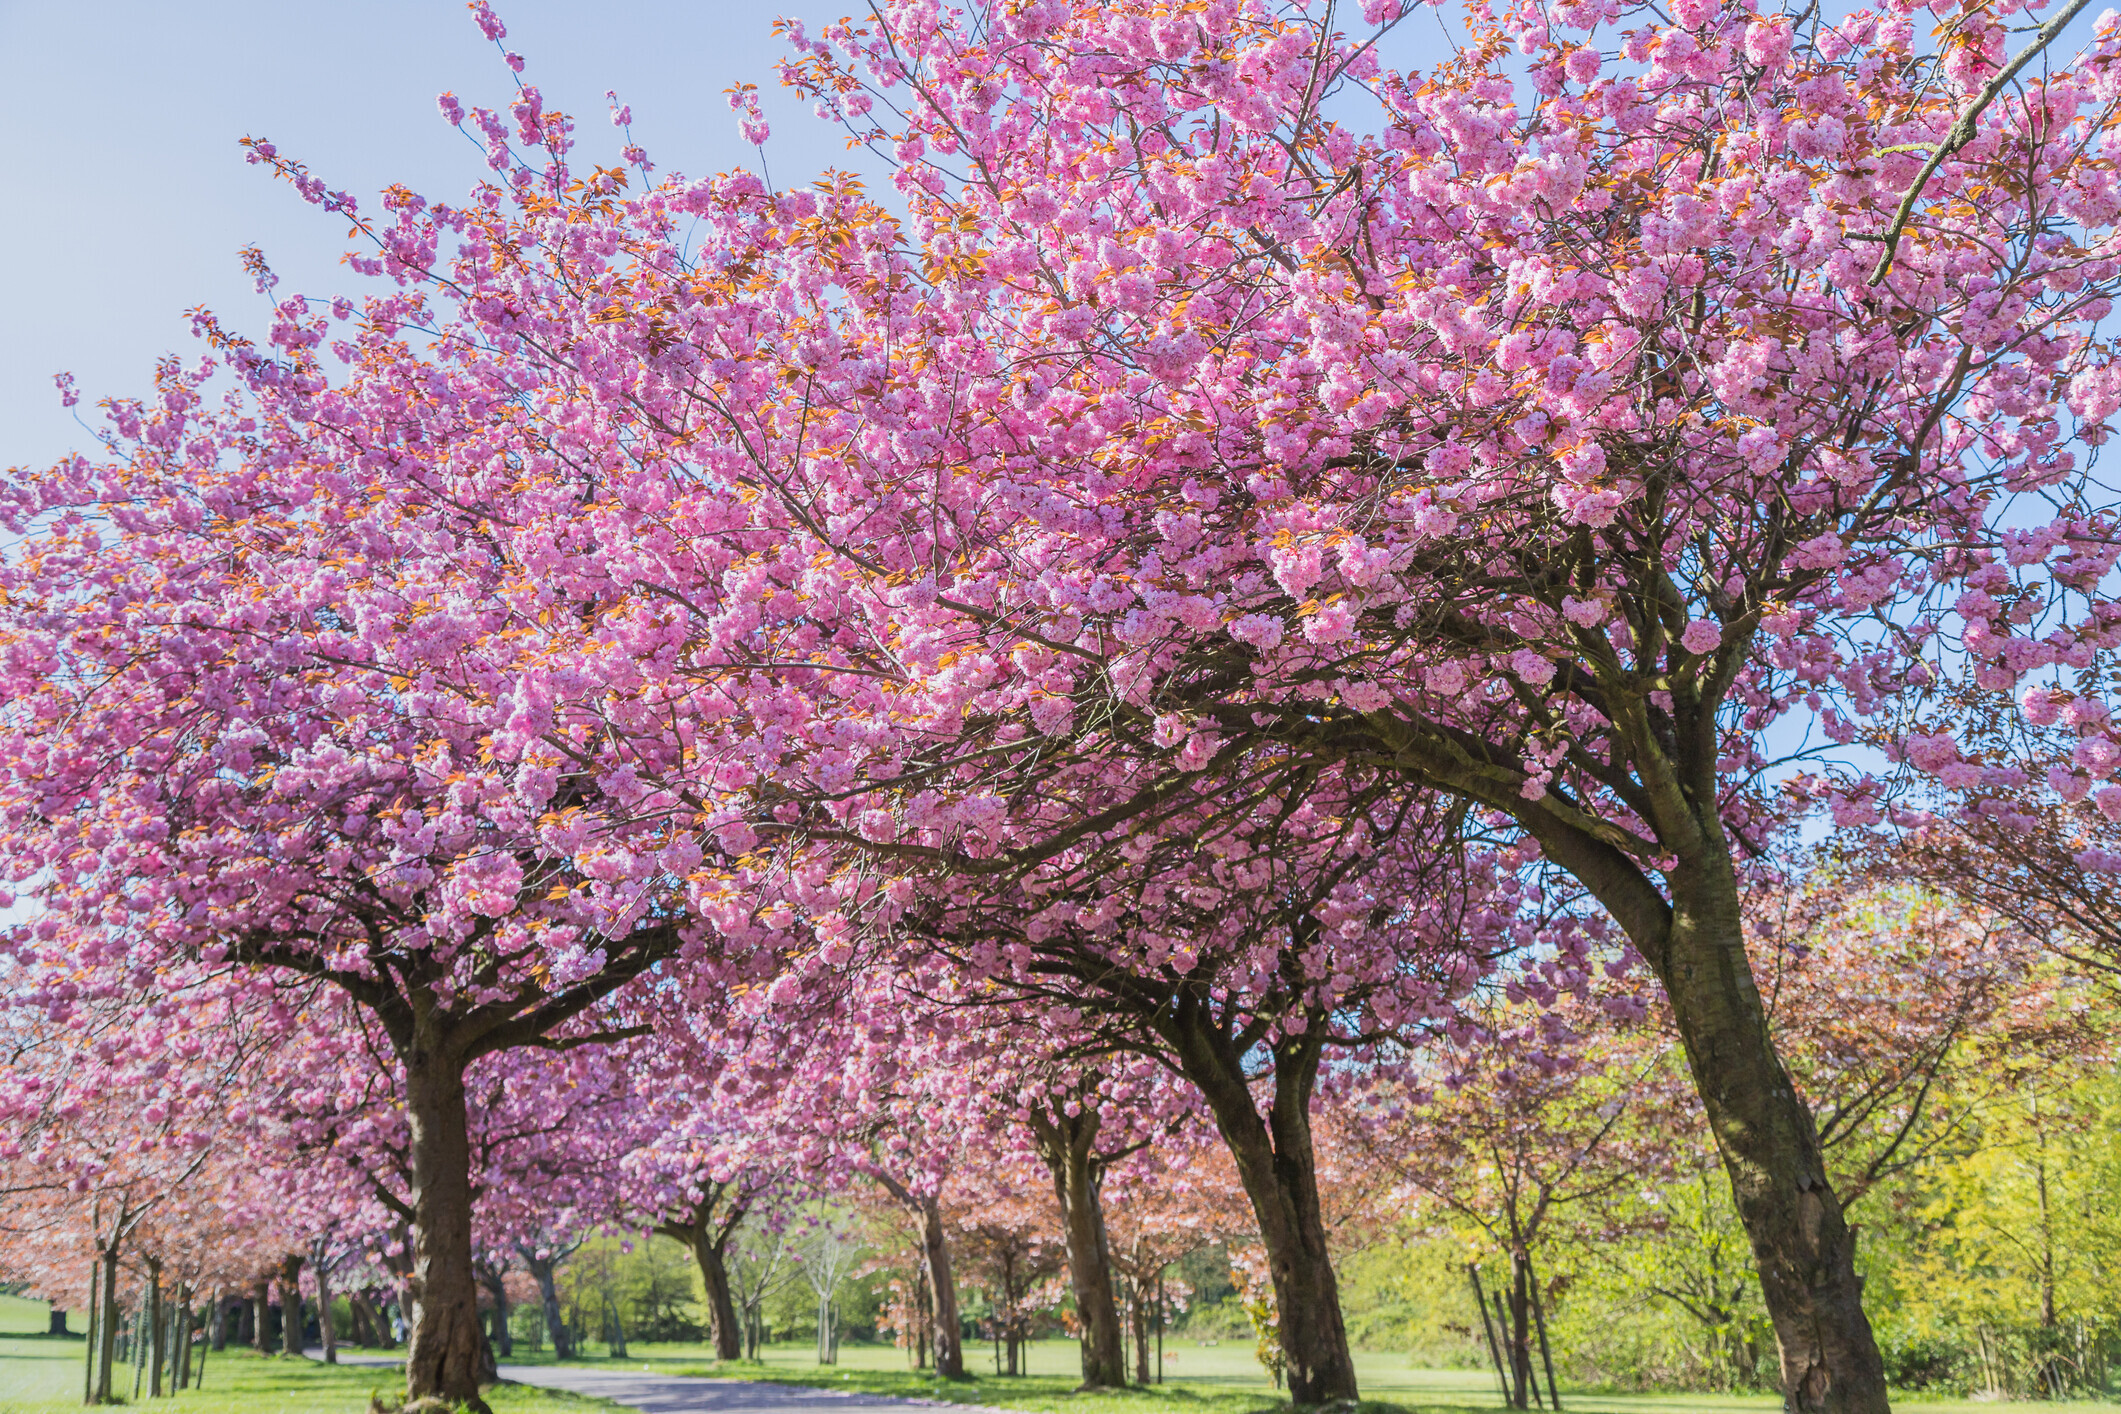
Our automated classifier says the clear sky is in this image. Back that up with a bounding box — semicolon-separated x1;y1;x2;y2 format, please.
0;0;873;473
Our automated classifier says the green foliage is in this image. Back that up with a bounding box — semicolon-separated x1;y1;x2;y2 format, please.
1867;1063;2121;1399
1332;1241;1485;1369
510;1304;549;1352
555;1232;704;1347
1169;1245;1238;1330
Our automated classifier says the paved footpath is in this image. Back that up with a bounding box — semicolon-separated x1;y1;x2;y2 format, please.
307;1350;1000;1414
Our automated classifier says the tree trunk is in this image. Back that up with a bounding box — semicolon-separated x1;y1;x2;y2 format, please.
175;1283;194;1390
911;1261;930;1369
1527;1257;1562;1411
1653;861;1889;1414
94;1245;120;1404
315;1248;337;1364
1507;1259;1531;1409
662;1214;743;1361
403;1036;489;1410
523;1252;574;1360
1026;1104;1129;1388
83;1259;99;1404
476;1263;512;1359
699;1241;742;1361
1131;1289;1151;1386
919;1196;965;1378
1164;1005;1359;1404
252;1276;272;1353
146;1256;164;1398
280;1252;306;1358
1503;699;1890;1414
210;1289;229;1353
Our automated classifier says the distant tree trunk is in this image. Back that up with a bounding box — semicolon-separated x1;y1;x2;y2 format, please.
1131;1288;1151;1386
476;1263;512;1359
658;1206;744;1361
315;1248;338;1364
911;1263;930;1370
1026;1103;1128;1389
83;1260;99;1404
521;1251;574;1360
48;1307;68;1337
175;1283;194;1390
146;1256;165;1398
349;1292;377;1348
211;1289;230;1353
252;1276;272;1353
93;1244;120;1404
919;1196;965;1378
402;1037;487;1410
279;1252;306;1358
1164;1006;1358;1404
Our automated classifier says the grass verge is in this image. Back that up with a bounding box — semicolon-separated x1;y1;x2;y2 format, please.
0;1343;620;1414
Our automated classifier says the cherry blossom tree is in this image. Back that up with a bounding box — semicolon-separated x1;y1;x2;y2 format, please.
0;253;798;1401
637;1;2121;1403
11;0;2121;1408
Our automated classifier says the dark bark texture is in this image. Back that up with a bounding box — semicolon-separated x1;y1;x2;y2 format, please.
656;1180;748;1361
1026;1105;1129;1388
279;1252;305;1359
1661;862;1886;1414
404;1038;490;1411
522;1250;575;1360
1163;1004;1358;1404
920;1197;966;1379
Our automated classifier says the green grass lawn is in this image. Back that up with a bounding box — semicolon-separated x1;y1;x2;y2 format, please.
509;1334;2121;1414
9;1291;2118;1413
0;1293;620;1414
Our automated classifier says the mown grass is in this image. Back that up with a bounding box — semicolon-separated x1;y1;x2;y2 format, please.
508;1334;2121;1414
0;1294;618;1414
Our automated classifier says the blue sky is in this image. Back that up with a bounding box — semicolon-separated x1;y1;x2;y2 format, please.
0;0;869;472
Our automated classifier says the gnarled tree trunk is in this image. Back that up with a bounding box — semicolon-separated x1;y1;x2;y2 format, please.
1026;1104;1128;1388
696;1242;741;1361
1657;860;1887;1414
403;1035;488;1411
1164;1003;1358;1404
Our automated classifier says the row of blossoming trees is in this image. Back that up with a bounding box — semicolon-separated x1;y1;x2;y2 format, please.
7;0;2121;1406
2;866;2106;1407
